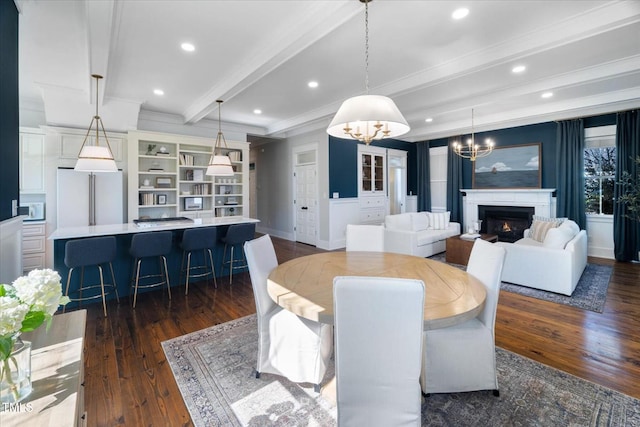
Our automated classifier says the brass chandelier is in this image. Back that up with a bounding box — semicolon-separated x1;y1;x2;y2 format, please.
452;109;494;161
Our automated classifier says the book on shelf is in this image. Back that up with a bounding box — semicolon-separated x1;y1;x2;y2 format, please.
156;151;171;156
148;168;164;172
179;153;195;166
228;151;241;162
140;185;154;189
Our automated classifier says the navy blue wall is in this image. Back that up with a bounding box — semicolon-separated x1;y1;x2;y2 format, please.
329;136;417;198
328;114;619;197
0;0;20;221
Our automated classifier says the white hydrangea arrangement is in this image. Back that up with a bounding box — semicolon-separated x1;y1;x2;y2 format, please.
0;269;70;361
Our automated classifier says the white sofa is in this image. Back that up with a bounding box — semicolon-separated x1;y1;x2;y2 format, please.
494;220;588;296
384;212;460;258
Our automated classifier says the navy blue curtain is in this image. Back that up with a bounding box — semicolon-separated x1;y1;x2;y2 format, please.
613;110;640;262
446;138;463;224
556;120;586;229
417;141;431;212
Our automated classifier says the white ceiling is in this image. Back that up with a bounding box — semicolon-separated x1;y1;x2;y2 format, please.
16;0;640;142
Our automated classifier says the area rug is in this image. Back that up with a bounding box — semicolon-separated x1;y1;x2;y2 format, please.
162;315;640;427
429;253;612;313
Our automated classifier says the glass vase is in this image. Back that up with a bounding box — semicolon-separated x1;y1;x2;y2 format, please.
0;338;33;403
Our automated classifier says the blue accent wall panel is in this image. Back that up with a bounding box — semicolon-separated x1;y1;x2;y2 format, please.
0;0;19;221
329;136;358;198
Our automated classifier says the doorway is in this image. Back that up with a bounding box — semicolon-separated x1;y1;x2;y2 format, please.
293;145;318;246
387;149;407;215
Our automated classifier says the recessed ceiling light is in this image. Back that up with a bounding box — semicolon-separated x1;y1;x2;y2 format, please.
254;109;262;115
452;8;469;20
425;117;433;123
541;92;554;98
308;81;319;88
181;42;195;52
153;89;164;96
512;65;526;73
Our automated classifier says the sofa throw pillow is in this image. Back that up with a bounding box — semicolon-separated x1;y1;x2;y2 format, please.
543;227;576;249
410;212;430;232
557;219;580;237
428;211;451;230
528;215;565;242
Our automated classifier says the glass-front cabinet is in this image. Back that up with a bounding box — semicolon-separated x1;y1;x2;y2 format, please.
127;130;249;221
358;145;386;195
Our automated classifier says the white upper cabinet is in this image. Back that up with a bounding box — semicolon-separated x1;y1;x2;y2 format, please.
20;130;45;193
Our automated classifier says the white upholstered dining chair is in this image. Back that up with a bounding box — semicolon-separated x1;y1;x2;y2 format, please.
420;238;506;396
244;234;333;391
345;224;385;252
333;276;425;427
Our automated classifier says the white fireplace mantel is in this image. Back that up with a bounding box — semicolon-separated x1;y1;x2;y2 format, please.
461;188;556;229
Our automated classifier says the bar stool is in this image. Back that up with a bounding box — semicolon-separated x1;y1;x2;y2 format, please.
180;227;218;295
129;231;173;308
221;223;256;284
64;236;120;317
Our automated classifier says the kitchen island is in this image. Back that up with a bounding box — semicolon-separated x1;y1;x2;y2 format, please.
49;216;259;308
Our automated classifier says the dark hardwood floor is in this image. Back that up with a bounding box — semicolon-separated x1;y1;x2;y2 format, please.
73;236;640;426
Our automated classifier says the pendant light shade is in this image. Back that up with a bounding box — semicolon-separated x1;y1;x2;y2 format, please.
327;0;409;144
206;100;234;176
75;146;118;172
75;74;118;172
327;95;410;144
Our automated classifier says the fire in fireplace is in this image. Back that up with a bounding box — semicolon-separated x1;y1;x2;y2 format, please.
478;205;535;243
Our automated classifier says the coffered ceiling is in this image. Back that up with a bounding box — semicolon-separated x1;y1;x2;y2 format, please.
16;0;640;142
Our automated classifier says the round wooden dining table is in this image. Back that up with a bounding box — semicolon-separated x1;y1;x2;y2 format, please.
267;251;487;330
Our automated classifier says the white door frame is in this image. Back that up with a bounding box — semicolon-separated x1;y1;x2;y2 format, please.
292;143;319;245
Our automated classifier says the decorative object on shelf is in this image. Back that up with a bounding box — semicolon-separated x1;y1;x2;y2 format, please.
74;74;118;172
184;197;203;211
0;269;69;403
156;177;173;188
326;0;409;145
156;146;170;156
157;194;167;205
452;109;494;162
145;144;156;155
206;100;234;176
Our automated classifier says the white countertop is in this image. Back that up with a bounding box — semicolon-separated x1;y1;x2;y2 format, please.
48;216;259;240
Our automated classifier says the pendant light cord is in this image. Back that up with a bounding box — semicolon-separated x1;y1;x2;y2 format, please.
364;0;369;95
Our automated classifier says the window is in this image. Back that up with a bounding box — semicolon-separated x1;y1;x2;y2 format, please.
584;126;616;215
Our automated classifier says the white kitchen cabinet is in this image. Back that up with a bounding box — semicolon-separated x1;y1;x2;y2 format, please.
22;221;46;273
20;130;45;193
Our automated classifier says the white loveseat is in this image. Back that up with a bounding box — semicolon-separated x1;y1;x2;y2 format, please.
384;212;460;258
494;219;588;296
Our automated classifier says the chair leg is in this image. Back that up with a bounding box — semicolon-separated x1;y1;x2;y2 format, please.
108;262;120;303
207;248;217;289
63;267;74;313
97;265;108;317
255;371;261;379
313;384;321;393
162;255;172;300
493;389;500;397
185;251;192;295
229;245;234;284
132;259;142;309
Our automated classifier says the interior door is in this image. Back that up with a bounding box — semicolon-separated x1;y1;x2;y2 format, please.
295;164;317;245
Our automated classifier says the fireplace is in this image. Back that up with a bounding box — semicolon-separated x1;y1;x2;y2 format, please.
478;205;534;243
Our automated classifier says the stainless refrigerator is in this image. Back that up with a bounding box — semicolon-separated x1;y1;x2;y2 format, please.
57;168;124;227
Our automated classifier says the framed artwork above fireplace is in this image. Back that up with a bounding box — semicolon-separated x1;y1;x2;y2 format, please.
473;143;541;189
